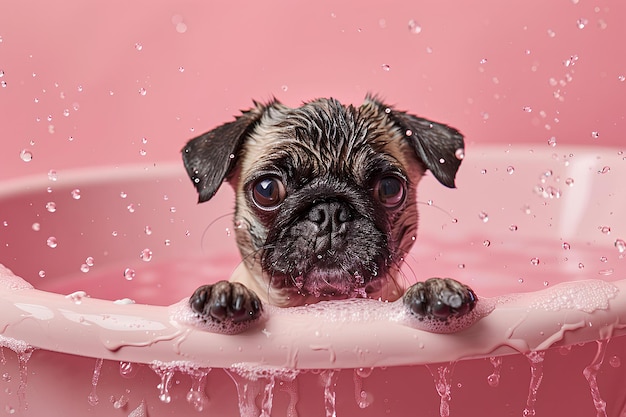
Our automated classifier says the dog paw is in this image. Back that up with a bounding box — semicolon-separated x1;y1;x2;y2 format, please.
189;281;263;332
403;278;477;321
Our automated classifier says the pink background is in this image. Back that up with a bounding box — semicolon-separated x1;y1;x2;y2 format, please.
1;0;625;182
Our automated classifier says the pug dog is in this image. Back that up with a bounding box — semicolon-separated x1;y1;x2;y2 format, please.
182;95;476;332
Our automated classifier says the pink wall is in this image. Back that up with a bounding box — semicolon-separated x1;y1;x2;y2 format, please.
1;0;624;181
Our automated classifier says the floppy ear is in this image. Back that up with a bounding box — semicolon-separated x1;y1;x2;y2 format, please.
369;97;465;188
182;102;272;203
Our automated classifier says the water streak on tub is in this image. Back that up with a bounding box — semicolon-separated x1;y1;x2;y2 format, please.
150;361;176;403
487;356;502;387
426;362;455;417
522;350;545;417
353;367;374;408
583;339;609;417
225;369;262;417
278;378;299;417
87;357;104;406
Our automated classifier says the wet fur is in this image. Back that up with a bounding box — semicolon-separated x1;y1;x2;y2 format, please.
183;95;474;325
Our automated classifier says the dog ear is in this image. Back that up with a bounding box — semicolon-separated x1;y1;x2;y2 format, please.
182;101;273;203
368;97;465;188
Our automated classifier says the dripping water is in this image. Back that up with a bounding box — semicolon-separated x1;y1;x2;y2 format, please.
353;367;374;409
583;340;609;417
523;351;546;416
320;370;339;417
487;356;502;387
150;362;175;403
278;378;300;417
225;369;262;417
426;362;456;417
87;358;104;406
186;367;211;412
260;375;276;417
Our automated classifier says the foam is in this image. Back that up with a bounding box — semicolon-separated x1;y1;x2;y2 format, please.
528;280;619;313
0;264;34;291
229;363;300;381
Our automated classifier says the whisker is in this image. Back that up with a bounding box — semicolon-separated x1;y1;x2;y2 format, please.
417;200;457;222
200;211;236;254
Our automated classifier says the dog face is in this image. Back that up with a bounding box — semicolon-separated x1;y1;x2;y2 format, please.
183;96;464;306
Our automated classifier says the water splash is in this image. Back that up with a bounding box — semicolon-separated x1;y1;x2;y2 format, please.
583;340;609;417
427;363;456;417
320;370;339;417
87;358;104;406
523;351;546;416
353;368;374;408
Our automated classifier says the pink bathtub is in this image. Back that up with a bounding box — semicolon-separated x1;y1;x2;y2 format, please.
1;1;625;416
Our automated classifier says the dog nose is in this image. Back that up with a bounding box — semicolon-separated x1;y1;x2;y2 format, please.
308;201;353;233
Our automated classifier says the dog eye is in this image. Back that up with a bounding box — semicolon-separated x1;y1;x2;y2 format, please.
251;176;286;209
375;176;406;208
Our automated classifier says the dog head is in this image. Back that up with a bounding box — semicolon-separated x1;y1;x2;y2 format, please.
182;96;464;306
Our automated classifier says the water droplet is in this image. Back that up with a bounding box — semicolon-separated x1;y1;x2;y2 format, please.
522;106;532;113
80;264;90;273
138;87;147;96
164;239;171;246
562;242;571;250
506;166;515;174
609;356;621;368
169;206;176;213
619;75;625;82
591;131;600;139
127;204;135;213
578;262;585;269
543;281;550;286
454;148;465;160
47;170;58;181
281;84;288;92
381;64;391;72
178;66;185;73
19;149;33;162
509;225;518;231
565;177;574;187
614;239;626;254
598;268;614;276
140;248;153;262
457;263;466;269
63;109;70;117
144;226;152;235
85;257;95;266
478;211;489;223
46;236;58;248
139;149;147;156
120;191;127;199
483;240;491;247
176;22;188;33
597;166;610;174
1;80;7;88
487;374;500;388
119;361;136;378
38;270;46;278
123;268;136;281
530;257;540;266
134;42;143;51
576;18;588;29
408;19;422;34
71;189;81;200
479;58;488;64
31;222;40;232
112;231;118;237
599;226;611;235
548;137;557;147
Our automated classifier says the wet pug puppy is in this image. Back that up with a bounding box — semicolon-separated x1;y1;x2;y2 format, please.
182;95;476;332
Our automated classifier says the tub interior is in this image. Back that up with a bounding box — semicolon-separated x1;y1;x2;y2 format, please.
1;146;625;416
